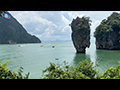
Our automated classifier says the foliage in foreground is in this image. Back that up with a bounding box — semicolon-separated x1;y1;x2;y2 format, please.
42;60;120;79
1;59;120;79
98;61;120;79
0;61;30;79
41;60;98;79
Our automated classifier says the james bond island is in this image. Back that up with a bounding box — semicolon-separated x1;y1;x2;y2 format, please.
70;16;91;53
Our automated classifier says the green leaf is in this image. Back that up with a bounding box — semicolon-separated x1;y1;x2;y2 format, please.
55;58;59;60
20;67;23;69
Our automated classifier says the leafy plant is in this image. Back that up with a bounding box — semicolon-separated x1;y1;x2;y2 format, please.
41;60;98;79
2;59;120;79
83;16;92;26
0;61;30;79
41;59;120;79
97;61;120;79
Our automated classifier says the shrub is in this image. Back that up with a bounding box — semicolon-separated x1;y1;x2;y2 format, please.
2;59;120;79
0;61;30;79
41;60;98;79
41;59;120;79
97;61;120;79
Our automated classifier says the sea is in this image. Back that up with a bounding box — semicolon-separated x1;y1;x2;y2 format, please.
0;40;120;79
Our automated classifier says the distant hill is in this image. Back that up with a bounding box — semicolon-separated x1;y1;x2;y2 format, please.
0;11;41;44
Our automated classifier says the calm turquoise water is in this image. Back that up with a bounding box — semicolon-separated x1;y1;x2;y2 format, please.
0;41;120;79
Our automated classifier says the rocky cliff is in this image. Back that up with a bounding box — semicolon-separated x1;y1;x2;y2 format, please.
94;12;120;50
0;11;41;44
70;16;91;53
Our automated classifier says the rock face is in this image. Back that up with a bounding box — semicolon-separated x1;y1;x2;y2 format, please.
94;12;120;50
0;11;41;44
70;16;91;53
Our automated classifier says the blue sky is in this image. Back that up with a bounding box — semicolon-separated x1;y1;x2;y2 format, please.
9;11;120;42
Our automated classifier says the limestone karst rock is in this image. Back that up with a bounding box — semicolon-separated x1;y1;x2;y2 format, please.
0;11;41;44
94;12;120;50
70;16;91;53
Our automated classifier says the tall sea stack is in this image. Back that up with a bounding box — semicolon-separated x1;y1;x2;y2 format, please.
70;16;91;53
94;12;120;50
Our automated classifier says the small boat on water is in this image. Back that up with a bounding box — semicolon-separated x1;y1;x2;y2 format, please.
52;46;55;48
40;45;43;47
18;44;26;47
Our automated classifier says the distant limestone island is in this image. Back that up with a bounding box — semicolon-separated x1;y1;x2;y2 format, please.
0;11;41;44
94;12;120;50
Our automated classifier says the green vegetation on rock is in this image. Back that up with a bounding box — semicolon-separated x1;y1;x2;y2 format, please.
0;11;41;44
94;12;120;50
70;16;91;53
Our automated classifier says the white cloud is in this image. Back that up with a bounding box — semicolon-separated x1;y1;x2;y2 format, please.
62;26;71;33
91;19;101;33
9;11;120;42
